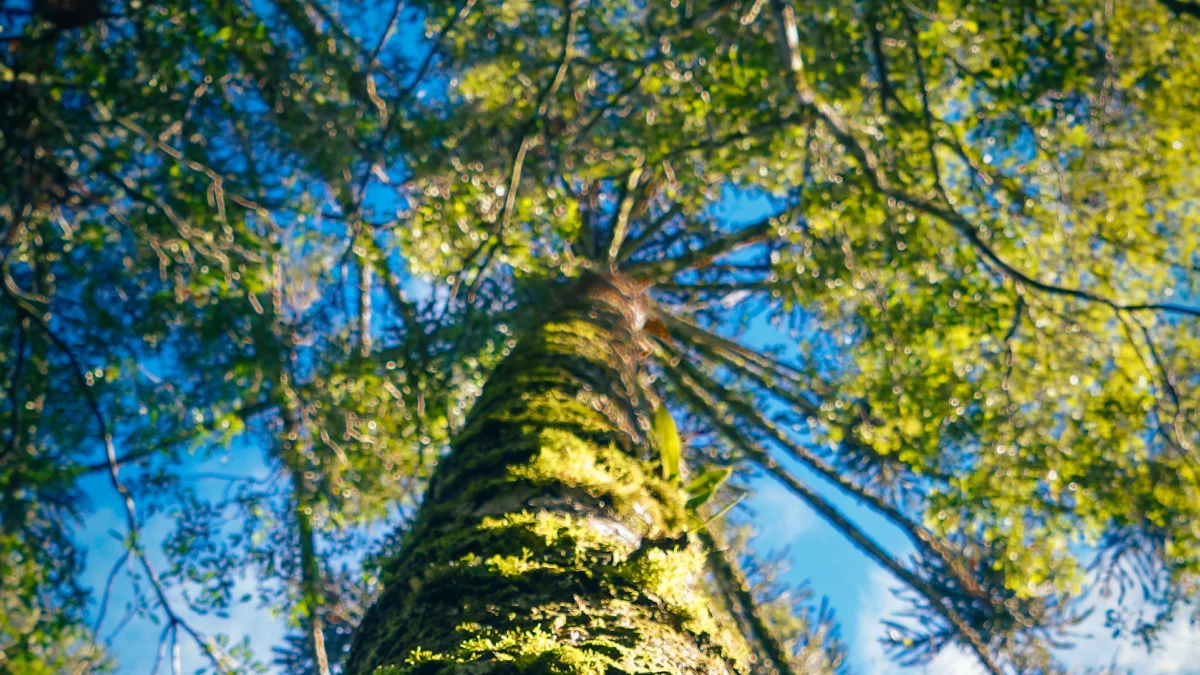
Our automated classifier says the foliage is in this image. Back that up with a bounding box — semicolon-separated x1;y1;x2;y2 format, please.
1;0;1199;672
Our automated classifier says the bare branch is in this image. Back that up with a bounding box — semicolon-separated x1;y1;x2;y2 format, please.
358;250;374;358
606;163;646;263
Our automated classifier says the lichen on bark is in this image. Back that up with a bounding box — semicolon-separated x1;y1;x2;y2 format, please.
346;273;747;675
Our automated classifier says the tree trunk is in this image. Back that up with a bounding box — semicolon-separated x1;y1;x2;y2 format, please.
346;272;745;675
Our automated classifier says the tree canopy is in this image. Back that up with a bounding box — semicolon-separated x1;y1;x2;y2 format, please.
1;0;1198;672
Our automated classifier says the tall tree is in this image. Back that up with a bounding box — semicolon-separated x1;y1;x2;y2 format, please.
347;271;748;674
2;0;1199;673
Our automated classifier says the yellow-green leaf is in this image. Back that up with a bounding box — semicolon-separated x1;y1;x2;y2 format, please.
654;405;681;482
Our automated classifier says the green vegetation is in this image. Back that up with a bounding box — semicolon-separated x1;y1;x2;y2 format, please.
1;0;1198;673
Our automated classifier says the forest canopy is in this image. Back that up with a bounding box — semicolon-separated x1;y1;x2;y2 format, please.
1;0;1198;673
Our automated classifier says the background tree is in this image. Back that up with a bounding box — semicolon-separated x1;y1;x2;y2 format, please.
1;0;1197;673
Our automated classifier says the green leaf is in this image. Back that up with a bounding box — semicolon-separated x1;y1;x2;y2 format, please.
685;467;733;511
215;26;233;43
654;405;681;482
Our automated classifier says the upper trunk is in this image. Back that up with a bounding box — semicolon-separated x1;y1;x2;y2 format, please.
346;272;746;675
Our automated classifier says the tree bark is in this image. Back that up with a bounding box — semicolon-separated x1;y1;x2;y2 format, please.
346;272;746;675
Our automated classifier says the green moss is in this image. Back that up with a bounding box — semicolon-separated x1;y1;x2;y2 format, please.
453;380;622;452
484;550;562;578
477;511;637;559
509;429;683;536
380;624;617;675
614;546;729;643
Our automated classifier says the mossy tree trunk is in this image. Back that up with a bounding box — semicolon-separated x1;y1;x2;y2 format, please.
346;273;746;675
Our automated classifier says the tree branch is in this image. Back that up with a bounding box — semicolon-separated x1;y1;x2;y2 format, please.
450;0;577;305
75;400;275;474
763;0;1199;320
659;353;1006;675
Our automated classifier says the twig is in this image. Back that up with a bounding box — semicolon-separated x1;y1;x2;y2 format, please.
91;550;132;635
367;0;407;68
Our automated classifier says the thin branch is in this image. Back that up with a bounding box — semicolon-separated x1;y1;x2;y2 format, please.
808;87;1199;317
865;0;900;115
361;233;425;345
660;313;814;393
150;624;172;675
101;111;273;219
1123;314;1194;456
169;625;181;675
902;9;948;202
75;400;274;474
806;88;1200;317
606;163;646;263
699;528;797;675
768;0;810;97
616;200;682;263
920;197;1200;318
358;249;374;357
367;0;407;68
391;0;478;108
91;550;131;635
